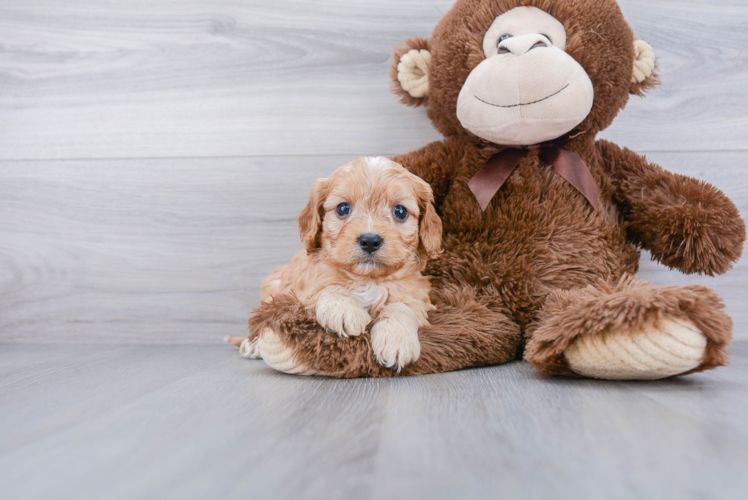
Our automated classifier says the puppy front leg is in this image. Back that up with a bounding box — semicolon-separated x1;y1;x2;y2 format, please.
371;303;421;372
315;286;371;338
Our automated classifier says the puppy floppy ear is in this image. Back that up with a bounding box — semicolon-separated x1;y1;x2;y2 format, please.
390;37;431;107
630;39;659;96
412;176;443;259
297;178;329;253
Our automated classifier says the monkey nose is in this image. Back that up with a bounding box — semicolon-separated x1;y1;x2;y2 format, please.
359;233;383;254
498;34;550;56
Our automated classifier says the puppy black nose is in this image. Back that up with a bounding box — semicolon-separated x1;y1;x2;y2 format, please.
359;233;383;254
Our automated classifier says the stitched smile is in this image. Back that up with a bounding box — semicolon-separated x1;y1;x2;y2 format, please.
475;84;570;108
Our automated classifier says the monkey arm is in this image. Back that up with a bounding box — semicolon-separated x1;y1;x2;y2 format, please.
391;137;463;207
597;139;745;276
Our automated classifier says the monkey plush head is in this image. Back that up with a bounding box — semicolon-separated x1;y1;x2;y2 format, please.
392;0;657;146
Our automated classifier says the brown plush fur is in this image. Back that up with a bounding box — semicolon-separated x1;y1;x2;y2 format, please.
598;140;745;276
247;0;745;378
248;285;521;377
524;275;733;376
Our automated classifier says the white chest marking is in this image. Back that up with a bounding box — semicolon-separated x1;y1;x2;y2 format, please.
351;282;388;313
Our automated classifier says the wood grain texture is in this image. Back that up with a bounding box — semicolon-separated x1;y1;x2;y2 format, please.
0;155;347;343
1;343;747;500
0;0;747;160
2;2;747;498
1;152;746;344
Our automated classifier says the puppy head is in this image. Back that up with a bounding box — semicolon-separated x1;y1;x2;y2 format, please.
298;157;443;279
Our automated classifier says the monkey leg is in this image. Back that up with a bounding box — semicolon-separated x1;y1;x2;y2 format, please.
524;275;732;380
405;285;522;375
246;284;521;378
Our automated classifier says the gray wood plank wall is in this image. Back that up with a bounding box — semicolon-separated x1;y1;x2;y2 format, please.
1;0;747;344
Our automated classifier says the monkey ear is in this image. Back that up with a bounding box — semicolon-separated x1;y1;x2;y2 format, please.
297;178;329;253
630;39;659;96
390;37;431;107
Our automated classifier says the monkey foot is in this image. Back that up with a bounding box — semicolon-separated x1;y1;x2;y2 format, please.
524;277;732;380
239;337;261;359
563;316;707;380
257;328;321;376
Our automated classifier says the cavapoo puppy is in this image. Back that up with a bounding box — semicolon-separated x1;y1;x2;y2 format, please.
228;157;443;371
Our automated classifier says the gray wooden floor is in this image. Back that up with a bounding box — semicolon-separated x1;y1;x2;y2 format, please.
1;1;748;499
2;343;748;500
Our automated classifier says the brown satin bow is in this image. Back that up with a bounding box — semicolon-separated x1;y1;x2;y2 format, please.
468;144;599;212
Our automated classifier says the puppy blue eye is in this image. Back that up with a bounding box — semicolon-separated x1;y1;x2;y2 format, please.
498;34;512;45
393;205;408;221
336;202;351;217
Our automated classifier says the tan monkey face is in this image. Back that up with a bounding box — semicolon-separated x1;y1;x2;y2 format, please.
456;6;595;146
298;157;443;280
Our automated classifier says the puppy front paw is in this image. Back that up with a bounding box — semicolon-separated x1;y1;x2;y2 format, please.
316;296;371;338
370;312;421;372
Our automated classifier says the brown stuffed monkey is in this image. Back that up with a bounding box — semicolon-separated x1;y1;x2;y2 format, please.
243;0;745;380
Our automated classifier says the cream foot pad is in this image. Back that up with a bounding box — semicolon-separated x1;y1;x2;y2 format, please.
239;337;261;359
257;328;320;376
564;317;707;380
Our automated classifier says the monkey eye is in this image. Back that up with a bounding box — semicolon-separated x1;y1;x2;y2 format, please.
393;205;408;221
336;202;351;218
498;34;513;45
